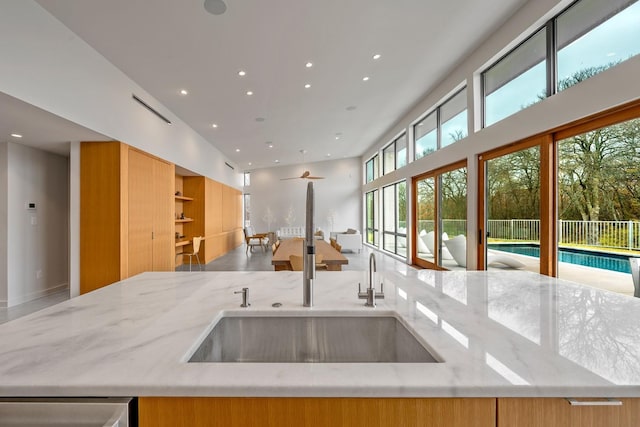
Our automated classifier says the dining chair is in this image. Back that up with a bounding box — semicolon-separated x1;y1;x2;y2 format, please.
244;227;267;254
176;236;203;271
289;254;304;271
315;254;327;270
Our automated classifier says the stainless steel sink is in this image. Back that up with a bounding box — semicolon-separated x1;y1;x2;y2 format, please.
188;315;440;363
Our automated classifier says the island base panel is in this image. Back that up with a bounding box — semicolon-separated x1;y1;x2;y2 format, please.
139;397;495;427
498;398;640;427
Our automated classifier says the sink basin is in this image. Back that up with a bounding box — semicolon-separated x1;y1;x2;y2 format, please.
188;315;440;363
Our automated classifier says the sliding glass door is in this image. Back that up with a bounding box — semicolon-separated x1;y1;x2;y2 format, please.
482;144;541;273
413;162;466;270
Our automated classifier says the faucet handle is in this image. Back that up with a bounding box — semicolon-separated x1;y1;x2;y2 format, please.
357;283;368;299
376;282;384;299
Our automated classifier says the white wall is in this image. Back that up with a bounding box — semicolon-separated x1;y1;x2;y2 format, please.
4;142;69;307
0;0;242;189
248;158;362;236
0;144;8;306
362;0;640;267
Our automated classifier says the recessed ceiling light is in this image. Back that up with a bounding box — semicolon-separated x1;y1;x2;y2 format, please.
180;89;188;95
274;159;280;163
10;133;22;138
238;70;246;76
236;148;240;152
373;54;381;60
248;162;252;166
305;62;313;68
346;106;357;111
335;136;340;140
326;153;332;157
304;84;311;89
255;117;265;122
362;76;369;81
212;123;218;128
246;91;253;96
204;0;227;15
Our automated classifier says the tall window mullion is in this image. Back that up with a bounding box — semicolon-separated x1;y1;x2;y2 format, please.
546;20;557;98
366;190;379;246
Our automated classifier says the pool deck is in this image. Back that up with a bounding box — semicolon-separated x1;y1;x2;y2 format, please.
438;252;635;297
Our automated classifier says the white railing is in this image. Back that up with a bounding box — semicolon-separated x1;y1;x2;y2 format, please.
416;219;640;251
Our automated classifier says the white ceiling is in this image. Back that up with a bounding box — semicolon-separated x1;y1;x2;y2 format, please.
0;92;108;156
26;0;527;167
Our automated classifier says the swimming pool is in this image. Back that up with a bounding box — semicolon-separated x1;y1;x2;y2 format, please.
487;243;635;274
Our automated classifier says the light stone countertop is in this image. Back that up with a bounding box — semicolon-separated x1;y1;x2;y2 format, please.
0;269;639;398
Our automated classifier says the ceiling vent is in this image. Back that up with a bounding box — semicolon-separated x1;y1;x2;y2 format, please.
132;94;172;125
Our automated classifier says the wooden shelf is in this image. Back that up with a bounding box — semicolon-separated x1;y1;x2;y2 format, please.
175;219;194;223
174;195;194;201
175;240;191;247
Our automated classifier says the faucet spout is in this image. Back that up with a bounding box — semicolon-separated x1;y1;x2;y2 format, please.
369;253;376;290
358;252;384;307
303;182;315;307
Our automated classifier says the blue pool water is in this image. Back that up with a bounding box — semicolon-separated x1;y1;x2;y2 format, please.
487;244;635;274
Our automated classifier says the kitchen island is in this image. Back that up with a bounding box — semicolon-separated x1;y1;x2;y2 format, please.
0;269;639;426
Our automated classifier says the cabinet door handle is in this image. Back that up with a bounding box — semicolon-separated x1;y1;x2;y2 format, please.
566;398;622;406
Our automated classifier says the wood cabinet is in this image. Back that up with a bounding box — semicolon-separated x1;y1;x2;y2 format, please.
80;142;175;293
139;397;496;427
497;398;640;427
179;175;243;264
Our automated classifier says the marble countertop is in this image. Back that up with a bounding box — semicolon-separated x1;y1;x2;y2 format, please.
0;268;639;398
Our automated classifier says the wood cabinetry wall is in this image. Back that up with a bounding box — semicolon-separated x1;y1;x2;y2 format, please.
181;176;243;264
80;142;175;294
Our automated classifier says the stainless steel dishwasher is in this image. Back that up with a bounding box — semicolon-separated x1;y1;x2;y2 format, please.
0;397;134;426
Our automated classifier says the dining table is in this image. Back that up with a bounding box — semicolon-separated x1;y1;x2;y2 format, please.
271;238;348;271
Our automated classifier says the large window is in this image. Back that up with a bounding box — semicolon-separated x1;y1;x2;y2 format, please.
440;89;468;147
365;190;379;246
383;133;407;175
414;111;437;160
482;0;640;128
413;162;467;269
243;172;251;187
383;181;407;257
243;194;251;227
365;155;379;183
413;88;468;160
483;29;547;127
484;145;541;273
557;116;640;283
477;104;640;294
557;0;640;92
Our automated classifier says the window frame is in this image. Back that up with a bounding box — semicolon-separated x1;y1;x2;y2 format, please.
365;154;379;183
412;87;468;160
481;0;640;128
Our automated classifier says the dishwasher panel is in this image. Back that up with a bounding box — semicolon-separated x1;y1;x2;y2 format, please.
0;397;134;427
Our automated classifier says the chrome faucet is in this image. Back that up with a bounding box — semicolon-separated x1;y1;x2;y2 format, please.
303;182;315;307
358;253;384;307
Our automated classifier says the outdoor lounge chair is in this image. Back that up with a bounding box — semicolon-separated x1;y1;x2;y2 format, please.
444;234;525;269
424;231;454;260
